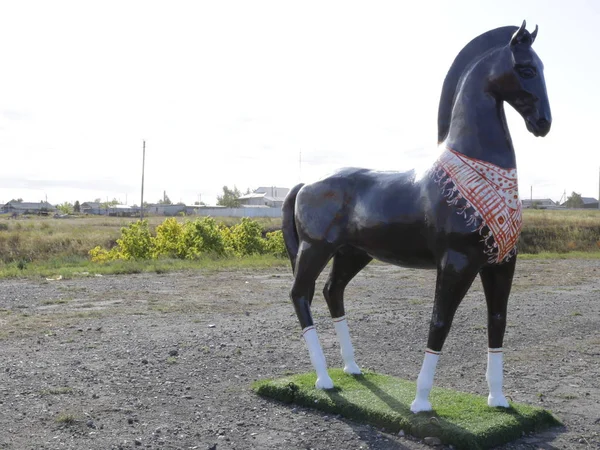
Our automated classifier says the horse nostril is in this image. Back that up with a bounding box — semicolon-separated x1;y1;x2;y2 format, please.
537;118;550;129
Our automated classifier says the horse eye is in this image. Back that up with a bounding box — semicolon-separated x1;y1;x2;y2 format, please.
517;67;536;79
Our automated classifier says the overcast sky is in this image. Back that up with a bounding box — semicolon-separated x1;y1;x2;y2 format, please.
0;0;598;205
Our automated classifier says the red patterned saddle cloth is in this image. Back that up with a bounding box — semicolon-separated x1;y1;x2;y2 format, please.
432;148;522;263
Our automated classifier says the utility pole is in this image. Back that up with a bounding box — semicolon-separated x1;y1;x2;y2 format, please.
140;140;146;219
530;185;532;204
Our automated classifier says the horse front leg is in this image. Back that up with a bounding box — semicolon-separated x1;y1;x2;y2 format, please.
411;249;479;413
480;258;516;408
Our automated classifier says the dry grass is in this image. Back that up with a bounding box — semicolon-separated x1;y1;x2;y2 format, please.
0;210;598;268
0;215;128;263
0;214;282;264
520;209;600;254
522;208;600;227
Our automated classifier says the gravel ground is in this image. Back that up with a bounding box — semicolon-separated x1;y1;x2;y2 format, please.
0;259;599;449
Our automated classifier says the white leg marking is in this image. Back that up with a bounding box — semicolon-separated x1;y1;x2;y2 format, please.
411;350;440;413
333;316;362;375
302;326;334;389
487;348;509;407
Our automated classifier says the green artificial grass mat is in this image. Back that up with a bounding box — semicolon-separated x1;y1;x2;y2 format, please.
252;369;561;450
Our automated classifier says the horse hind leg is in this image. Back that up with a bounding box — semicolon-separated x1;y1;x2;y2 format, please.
480;258;516;408
290;240;335;389
323;247;372;375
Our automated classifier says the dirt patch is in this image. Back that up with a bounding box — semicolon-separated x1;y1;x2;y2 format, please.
0;259;599;449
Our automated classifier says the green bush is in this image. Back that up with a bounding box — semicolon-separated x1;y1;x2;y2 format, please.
89;245;122;262
180;217;227;258
153;218;185;258
88;217;288;262
116;220;154;260
224;217;266;256
265;230;287;258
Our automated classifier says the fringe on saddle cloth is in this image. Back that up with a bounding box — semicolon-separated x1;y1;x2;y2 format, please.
431;148;523;264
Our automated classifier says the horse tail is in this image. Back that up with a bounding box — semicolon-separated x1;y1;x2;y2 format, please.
282;183;304;272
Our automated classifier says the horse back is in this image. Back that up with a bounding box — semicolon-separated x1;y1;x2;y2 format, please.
294;168;437;267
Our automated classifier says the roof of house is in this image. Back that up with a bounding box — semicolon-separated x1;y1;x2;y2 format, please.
254;186;289;197
522;198;555;204
263;196;287;202
145;203;186;208
238;193;287;203
236;187;290;203
238;193;266;200
81;202;102;208
3;201;56;210
255;186;289;193
108;205;138;209
560;197;598;206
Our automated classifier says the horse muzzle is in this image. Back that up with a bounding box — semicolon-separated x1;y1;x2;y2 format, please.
526;117;551;137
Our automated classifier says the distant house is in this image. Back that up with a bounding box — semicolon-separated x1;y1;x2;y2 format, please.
107;205;140;217
0;201;57;216
189;205;282;218
81;202;141;216
560;197;599;209
581;197;599;209
570;197;600;209
237;192;266;206
81;202;104;215
145;203;187;216
238;186;289;208
521;198;557;209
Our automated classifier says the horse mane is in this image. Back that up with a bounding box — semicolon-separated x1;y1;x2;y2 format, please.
437;26;519;144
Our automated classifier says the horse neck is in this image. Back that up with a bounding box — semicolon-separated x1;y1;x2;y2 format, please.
444;63;517;169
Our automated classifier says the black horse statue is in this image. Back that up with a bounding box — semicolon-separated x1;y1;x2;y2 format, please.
281;21;551;413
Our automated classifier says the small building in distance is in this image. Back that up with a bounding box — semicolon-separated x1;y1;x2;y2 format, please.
237;192;266;207
0;200;57;216
580;197;599;209
81;202;141;216
80;202;104;215
576;197;599;209
238;186;289;208
189;205;282;218
106;205;140;217
559;197;599;209
144;203;187;216
521;198;558;209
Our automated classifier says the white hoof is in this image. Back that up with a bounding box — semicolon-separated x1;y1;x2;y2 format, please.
410;399;432;413
343;362;362;375
315;375;334;390
488;395;509;408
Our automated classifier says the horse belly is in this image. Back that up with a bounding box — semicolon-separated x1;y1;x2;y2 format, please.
353;224;436;269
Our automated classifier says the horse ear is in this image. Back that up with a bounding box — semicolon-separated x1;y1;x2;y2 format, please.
530;24;538;44
510;20;530;47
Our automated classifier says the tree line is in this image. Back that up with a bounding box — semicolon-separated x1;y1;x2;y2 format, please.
5;188;593;212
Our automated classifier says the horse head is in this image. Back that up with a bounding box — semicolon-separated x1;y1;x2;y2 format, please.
489;21;552;137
